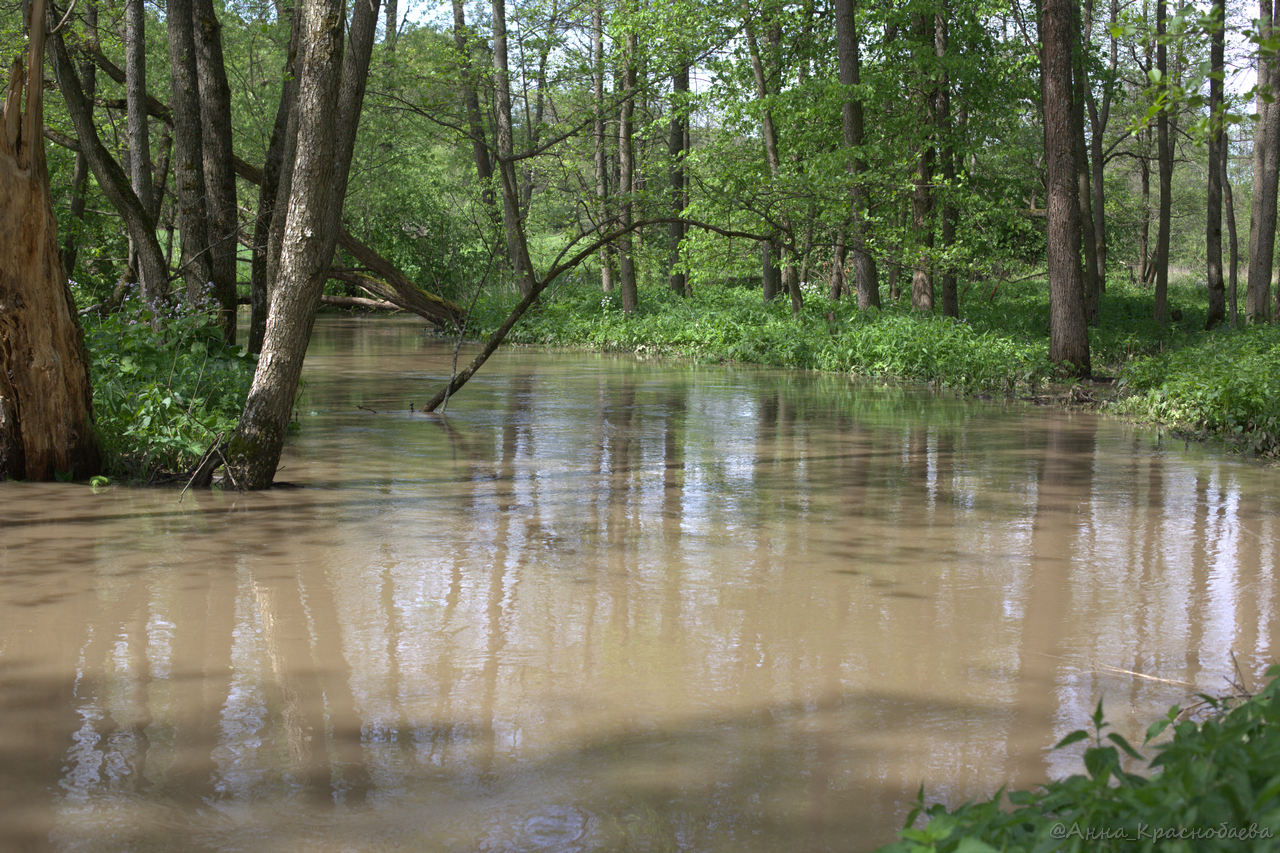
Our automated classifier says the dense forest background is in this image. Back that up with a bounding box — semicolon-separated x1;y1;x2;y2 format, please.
8;0;1267;313
3;0;1280;486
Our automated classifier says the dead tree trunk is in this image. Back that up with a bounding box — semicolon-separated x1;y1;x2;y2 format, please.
0;0;101;480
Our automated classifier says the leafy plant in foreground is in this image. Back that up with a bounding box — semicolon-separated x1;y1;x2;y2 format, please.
881;668;1280;852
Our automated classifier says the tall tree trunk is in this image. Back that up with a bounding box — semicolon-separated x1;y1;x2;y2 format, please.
518;0;558;217
1248;0;1279;323
1137;130;1151;283
1205;0;1226;329
0;0;101;480
835;0;878;308
491;0;535;297
225;0;380;490
193;0;239;341
125;0;154;233
668;65;690;296
936;8;958;318
384;0;398;48
1153;0;1171;324
910;12;935;313
167;0;214;304
1085;0;1117;300
1223;130;1239;327
60;0;96;282
1041;0;1091;375
591;1;614;293
1072;2;1099;323
617;30;639;313
453;0;494;209
746;18;788;306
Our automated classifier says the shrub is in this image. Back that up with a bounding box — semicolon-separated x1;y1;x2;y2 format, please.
82;292;255;480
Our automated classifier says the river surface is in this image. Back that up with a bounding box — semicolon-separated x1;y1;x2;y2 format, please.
2;316;1277;851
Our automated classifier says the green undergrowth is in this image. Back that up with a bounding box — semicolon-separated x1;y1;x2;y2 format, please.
474;274;1279;455
1116;324;1280;457
82;294;255;481
498;281;1060;395
879;669;1280;852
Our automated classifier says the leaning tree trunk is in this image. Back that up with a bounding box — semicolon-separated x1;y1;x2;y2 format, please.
223;0;381;490
0;0;102;480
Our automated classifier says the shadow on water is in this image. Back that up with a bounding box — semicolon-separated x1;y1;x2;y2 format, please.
0;665;1010;853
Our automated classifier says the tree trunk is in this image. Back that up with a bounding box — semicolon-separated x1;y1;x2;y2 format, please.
125;0;154;234
1137;126;1152;284
936;9;958;318
1040;0;1091;375
60;0;96;282
0;0;101;480
617;30;639;313
1072;2;1099;324
224;0;380;490
834;0;878;308
1248;0;1280;323
1205;0;1226;329
1224;128;1240;327
1153;0;1171;324
668;64;690;296
384;0;398;48
453;0;494;208
761;239;782;302
193;0;239;341
746;18;790;308
910;12;935;313
591;0;615;293
491;0;535;297
167;0;215;305
1084;0;1117;301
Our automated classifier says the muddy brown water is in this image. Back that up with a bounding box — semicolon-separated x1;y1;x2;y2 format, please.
2;317;1277;852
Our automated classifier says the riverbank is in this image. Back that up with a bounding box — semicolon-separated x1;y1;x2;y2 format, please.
471;275;1280;459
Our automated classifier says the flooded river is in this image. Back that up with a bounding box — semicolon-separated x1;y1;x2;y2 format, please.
2;317;1277;851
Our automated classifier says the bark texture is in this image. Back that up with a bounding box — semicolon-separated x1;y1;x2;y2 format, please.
1040;0;1091;374
1248;0;1279;323
0;2;101;480
225;0;381;489
834;0;878;308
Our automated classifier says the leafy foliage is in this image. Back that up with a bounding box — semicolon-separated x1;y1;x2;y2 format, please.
82;292;255;480
1117;325;1280;455
878;669;1280;852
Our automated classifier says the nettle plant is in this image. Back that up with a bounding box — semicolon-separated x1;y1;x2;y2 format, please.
882;667;1280;853
83;287;255;481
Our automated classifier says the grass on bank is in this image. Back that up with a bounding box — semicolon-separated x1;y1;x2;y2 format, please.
470;274;1280;457
878;669;1280;852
